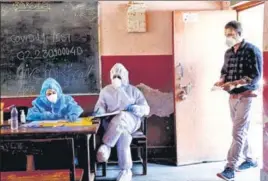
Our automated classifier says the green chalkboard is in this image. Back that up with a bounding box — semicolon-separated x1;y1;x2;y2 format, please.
0;1;100;97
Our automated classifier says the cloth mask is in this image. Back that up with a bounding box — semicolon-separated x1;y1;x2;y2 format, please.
47;94;58;103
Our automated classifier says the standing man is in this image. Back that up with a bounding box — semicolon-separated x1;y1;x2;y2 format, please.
215;21;263;181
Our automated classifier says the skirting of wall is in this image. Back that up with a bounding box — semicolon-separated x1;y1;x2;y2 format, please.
261;169;268;181
148;147;176;159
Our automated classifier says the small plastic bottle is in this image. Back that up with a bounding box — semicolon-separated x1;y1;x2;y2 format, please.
20;110;26;124
10;106;18;130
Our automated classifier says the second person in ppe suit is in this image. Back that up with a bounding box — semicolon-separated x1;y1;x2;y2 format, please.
94;63;150;181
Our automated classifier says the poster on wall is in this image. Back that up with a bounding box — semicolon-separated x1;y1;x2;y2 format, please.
127;3;146;33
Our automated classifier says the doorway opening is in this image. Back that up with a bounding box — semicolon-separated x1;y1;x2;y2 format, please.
237;1;264;169
173;2;265;181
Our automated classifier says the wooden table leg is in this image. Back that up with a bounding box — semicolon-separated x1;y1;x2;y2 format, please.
26;155;35;171
80;134;92;181
67;138;76;181
90;134;97;174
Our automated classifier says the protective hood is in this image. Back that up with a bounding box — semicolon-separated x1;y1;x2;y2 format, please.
110;63;129;86
27;77;83;121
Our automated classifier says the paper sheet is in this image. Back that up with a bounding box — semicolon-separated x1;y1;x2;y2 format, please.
211;86;223;91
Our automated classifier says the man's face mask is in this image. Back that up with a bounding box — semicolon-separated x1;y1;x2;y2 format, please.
225;37;238;47
46;89;58;103
112;75;122;89
224;28;241;48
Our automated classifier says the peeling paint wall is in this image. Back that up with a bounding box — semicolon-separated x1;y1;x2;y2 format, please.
137;83;174;118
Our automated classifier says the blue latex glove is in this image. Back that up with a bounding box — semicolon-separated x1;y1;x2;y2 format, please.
43;112;61;120
66;114;78;122
125;104;143;117
125;104;135;112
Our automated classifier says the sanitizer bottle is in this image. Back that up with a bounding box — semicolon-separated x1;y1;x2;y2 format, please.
20;110;26;124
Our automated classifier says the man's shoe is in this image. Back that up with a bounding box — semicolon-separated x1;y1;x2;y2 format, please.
216;167;235;181
238;160;258;171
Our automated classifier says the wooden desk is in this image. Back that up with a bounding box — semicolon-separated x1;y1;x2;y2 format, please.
0;121;100;181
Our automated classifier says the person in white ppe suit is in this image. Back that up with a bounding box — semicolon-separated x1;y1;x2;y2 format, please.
93;63;150;181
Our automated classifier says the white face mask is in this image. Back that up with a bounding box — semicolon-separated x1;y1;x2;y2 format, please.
225;36;242;48
47;94;58;103
112;78;122;89
225;37;237;47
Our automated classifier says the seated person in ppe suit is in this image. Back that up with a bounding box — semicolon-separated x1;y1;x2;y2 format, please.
26;78;83;166
27;77;83;121
93;63;150;181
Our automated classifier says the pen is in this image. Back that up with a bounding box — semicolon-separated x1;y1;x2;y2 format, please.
93;108;99;116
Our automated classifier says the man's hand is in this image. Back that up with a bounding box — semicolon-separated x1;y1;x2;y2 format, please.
214;77;225;87
214;81;224;87
222;82;235;91
232;77;251;87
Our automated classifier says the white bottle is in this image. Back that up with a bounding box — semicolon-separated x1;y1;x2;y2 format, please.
11;106;18;130
20;110;26;124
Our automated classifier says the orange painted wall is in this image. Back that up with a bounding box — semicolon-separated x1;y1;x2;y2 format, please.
99;1;223;56
100;2;172;56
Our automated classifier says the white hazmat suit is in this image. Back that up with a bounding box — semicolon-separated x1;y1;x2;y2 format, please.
94;63;150;181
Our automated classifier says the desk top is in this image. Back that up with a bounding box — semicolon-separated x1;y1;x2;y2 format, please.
0;121;100;139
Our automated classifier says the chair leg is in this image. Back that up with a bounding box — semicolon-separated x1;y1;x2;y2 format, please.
102;162;107;177
142;145;147;175
137;147;142;159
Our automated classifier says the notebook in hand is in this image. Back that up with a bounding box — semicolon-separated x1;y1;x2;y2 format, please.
93;111;121;118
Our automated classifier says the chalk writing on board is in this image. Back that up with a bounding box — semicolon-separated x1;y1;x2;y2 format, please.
7;33;71;44
8;63;95;95
0;141;43;154
13;2;51;12
1;1;99;96
1;4;10;16
16;46;84;60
